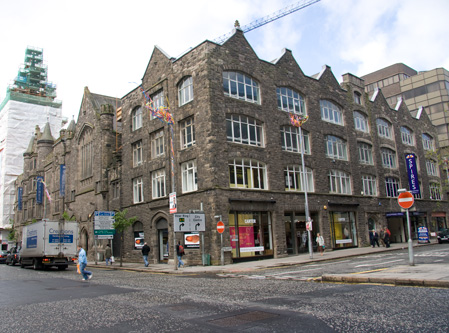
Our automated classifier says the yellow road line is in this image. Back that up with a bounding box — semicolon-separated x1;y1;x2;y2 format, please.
350;268;389;275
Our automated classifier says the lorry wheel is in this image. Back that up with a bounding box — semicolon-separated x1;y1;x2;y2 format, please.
58;265;67;271
33;259;40;270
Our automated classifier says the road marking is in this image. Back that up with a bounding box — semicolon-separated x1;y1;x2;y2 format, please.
265;260;351;277
354;259;404;267
350;268;389;275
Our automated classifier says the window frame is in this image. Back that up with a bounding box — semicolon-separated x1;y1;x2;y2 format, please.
426;159;439;176
354;111;369;133
181;160;198;193
180;117;195;149
151;129;165;159
358;142;374;165
320;100;343;125
401;126;414;146
223;71;260;104
281;126;310;154
132;177;144;204
284;165;314;192
362;174;377;196
229;158;267;190
381;148;397;169
152;169;166;199
276;87;306;115
377;118;392;139
422;133;435;151
385;177;399;198
132;106;143;131
328;169;351;194
326;135;347;160
178;76;193;106
429;182;442;200
226;114;264;147
132;140;143;167
150;90;164;120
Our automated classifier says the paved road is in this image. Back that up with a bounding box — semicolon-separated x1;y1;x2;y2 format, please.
1;254;449;332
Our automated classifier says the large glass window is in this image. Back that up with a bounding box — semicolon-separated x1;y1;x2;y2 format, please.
132;140;143;167
354;111;369;133
385;177;399;198
328;170;351;194
223;71;260;104
358;142;373;165
353;91;362;105
362;175;377;196
320;100;343;125
276;87;306;115
284;165;314;192
326;136;347;160
178;76;193;106
132;177;144;203
422;133;435;151
226;115;264;147
151;129;164;158
152;169;166;199
132;106;142;131
281;126;310;154
381;148;397;169
229;211;273;258
229;158;267;190
181;160;197;193
180;117;195;149
80;127;93;179
377;118;392;139
330;211;357;249
401;127;414;146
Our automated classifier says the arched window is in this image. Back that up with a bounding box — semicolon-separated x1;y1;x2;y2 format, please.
326;135;347;160
229;158;267;190
284;165;314;192
178;76;193;106
79;126;93;180
226;114;264;147
354;111;369;133
377;118;392;139
276;87;306;115
422;133;435;151
401;127;414;145
223;71;260;104
320;100;343;125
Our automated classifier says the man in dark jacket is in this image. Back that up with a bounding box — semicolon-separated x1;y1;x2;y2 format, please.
142;242;150;267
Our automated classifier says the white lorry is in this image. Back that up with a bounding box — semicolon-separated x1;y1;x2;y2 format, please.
20;220;78;270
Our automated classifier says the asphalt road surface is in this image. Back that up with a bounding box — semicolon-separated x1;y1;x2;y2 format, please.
0;246;448;332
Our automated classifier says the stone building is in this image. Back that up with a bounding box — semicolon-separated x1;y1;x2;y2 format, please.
13;29;449;265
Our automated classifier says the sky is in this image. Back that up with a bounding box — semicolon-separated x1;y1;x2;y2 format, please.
1;0;448;122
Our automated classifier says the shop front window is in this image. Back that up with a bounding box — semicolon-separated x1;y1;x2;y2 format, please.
229;211;273;259
284;212;319;254
330;211;357;248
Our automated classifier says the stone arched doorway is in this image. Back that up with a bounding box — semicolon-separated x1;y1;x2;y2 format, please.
156;218;168;263
80;228;89;252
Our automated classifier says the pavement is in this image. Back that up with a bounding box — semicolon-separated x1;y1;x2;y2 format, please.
87;240;449;288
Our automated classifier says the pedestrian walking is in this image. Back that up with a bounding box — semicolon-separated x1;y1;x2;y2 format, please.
105;244;112;266
371;229;380;248
316;233;325;256
176;241;185;268
142;242;151;267
384;227;391;248
77;245;93;281
380;228;386;247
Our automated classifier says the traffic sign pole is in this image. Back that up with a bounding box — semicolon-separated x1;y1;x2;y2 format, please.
398;191;415;266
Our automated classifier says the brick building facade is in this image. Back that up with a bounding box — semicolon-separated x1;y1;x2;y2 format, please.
13;29;448;264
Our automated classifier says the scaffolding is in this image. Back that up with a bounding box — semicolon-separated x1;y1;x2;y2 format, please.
5;46;61;107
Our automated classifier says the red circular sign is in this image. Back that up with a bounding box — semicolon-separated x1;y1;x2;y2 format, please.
398;191;414;209
217;221;225;234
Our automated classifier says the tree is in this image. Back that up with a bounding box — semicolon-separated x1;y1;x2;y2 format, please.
62;211;76;221
112;209;137;267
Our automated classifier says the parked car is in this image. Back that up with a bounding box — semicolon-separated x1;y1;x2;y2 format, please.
0;250;8;264
6;247;21;266
437;228;449;244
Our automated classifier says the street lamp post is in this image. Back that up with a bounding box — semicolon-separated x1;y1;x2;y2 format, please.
289;113;313;259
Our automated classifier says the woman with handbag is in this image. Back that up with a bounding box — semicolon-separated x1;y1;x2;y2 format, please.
316;233;325;256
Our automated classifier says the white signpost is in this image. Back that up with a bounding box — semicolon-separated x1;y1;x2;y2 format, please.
173;213;205;232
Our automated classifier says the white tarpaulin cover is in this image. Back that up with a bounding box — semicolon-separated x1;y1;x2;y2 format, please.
0;100;63;227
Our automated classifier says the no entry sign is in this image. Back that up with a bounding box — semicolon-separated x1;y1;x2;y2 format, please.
398;191;414;209
217;221;225;234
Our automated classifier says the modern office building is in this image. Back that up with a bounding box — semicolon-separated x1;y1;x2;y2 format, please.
362;64;449;156
0;47;64;250
13;30;449;264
